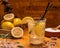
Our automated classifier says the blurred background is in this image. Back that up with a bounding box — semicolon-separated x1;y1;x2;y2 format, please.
0;0;60;28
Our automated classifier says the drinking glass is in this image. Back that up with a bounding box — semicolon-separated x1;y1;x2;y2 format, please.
28;19;46;45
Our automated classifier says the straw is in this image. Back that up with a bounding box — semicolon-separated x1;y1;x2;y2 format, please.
40;2;53;20
54;25;60;30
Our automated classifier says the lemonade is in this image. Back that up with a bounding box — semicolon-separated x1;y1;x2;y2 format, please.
29;19;46;45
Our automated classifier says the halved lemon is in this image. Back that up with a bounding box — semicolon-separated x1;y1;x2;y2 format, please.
1;21;14;30
13;18;22;26
11;27;23;38
4;13;14;21
22;17;34;24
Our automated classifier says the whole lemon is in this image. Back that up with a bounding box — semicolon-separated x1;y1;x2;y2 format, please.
1;20;9;24
13;18;22;26
11;27;23;38
1;21;14;30
1;20;5;24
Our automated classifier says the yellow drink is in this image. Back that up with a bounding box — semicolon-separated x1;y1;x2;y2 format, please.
29;19;46;45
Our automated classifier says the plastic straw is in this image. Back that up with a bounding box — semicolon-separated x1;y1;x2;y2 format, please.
40;2;53;20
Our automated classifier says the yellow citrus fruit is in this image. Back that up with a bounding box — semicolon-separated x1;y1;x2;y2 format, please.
34;21;45;36
11;27;23;38
22;17;34;24
1;20;5;24
13;18;22;26
1;21;14;30
4;13;14;21
1;20;9;24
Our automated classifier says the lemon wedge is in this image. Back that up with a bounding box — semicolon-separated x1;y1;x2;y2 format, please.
11;27;23;38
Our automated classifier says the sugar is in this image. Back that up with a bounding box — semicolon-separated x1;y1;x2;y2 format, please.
45;28;60;32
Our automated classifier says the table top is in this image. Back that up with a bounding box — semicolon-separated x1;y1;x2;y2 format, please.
0;29;60;48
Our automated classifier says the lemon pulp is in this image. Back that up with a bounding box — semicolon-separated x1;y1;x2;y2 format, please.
4;13;14;21
11;27;23;38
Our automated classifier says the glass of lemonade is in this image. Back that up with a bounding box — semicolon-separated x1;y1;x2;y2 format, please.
28;19;46;45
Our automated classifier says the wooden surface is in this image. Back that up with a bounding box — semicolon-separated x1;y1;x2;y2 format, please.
0;0;60;27
0;1;60;47
0;29;60;48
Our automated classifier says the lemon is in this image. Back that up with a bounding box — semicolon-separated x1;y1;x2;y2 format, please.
1;20;5;24
34;21;45;36
22;17;34;24
4;13;14;21
13;18;22;26
1;20;9;24
1;21;14;30
11;27;23;38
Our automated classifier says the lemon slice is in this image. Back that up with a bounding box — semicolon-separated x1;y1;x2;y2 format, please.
1;21;14;30
11;27;23;38
13;18;22;26
22;17;34;24
34;21;45;37
4;13;14;21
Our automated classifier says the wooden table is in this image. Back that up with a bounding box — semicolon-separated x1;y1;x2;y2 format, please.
0;29;60;48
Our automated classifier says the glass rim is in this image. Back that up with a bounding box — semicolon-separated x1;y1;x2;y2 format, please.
34;18;46;22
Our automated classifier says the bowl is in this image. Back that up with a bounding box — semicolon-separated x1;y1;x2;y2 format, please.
0;29;11;34
45;28;60;38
